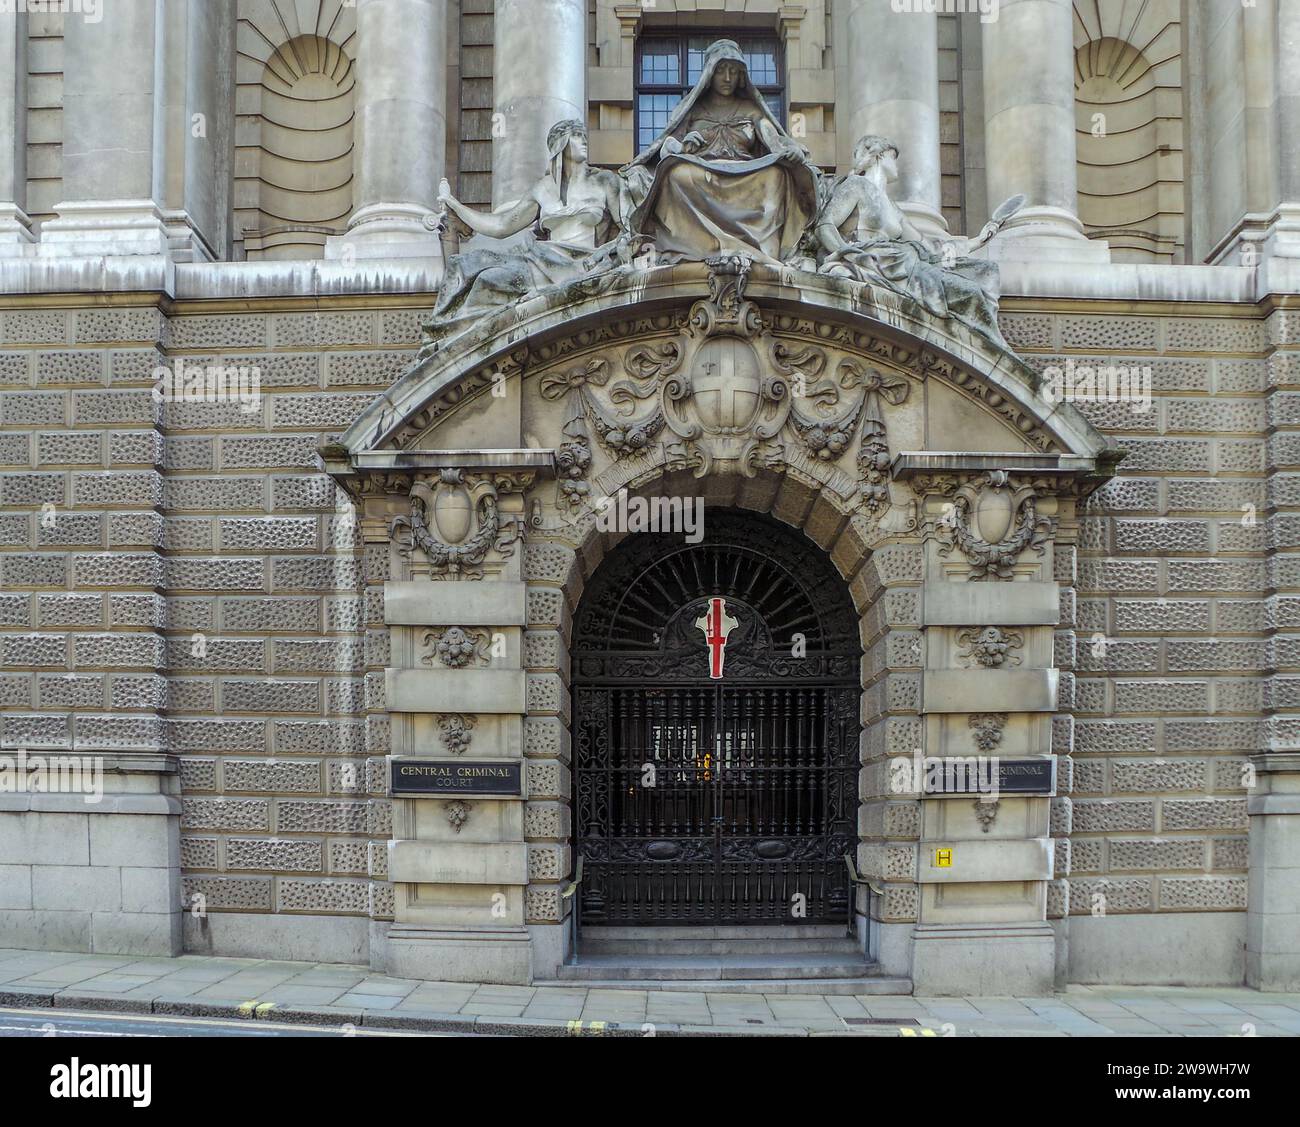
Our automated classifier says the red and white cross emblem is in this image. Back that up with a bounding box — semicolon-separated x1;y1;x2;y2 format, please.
695;597;738;679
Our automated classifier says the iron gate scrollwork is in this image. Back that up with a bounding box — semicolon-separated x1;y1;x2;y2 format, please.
573;511;863;925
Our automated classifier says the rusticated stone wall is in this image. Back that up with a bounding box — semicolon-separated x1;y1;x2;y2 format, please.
0;296;1277;977
0;302;424;960
1001;302;1285;981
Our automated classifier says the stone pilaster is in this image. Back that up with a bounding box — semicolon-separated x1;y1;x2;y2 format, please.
1250;310;1300;989
0;12;35;252
327;0;447;261
1247;753;1300;990
492;0;586;208
520;540;578;978
39;0;170;256
842;1;946;237
980;0;1108;262
328;450;551;985
851;536;925;979
1254;0;1300;286
895;453;1097;995
156;0;237;262
32;0;234;260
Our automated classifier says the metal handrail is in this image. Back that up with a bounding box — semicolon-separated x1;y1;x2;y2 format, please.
560;856;584;959
843;853;883;952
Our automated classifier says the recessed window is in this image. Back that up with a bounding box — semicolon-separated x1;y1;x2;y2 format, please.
634;33;785;154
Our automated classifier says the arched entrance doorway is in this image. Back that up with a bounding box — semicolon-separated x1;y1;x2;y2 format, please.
572;510;863;927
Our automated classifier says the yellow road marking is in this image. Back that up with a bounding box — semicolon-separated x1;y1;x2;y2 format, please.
0;1005;425;1037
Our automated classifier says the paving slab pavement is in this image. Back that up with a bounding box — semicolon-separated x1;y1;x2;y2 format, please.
0;948;1297;1036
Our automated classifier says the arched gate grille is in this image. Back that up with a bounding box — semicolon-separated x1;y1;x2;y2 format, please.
572;511;863;925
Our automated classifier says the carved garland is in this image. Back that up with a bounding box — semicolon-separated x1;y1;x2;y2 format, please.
934;471;1057;581
391;470;530;578
974;798;999;833
539;255;912;515
968;712;1008;752
445;800;472;832
438;713;476;754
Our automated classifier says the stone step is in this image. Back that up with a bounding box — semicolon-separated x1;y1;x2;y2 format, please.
555;951;876;982
578;925;849;941
537;974;914;996
579;936;864;955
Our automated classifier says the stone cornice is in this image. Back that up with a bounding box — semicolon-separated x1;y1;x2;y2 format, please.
891;452;1107;480
893;450;1121;503
322;445;555;495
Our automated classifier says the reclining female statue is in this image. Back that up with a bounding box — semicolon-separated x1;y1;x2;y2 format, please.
815;134;1010;349
430;120;626;335
623;39;819;265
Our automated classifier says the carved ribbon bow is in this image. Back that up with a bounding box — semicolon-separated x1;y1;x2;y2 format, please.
839;362;909;511
538;357;611;444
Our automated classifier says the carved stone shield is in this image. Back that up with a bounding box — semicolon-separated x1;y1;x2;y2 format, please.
691;337;762;434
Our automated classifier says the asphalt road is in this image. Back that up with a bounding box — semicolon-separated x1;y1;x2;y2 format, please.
0;1005;449;1038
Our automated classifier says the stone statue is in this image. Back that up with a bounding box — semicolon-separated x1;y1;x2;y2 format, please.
815;135;1012;349
429;120;627;335
423;80;1026;352
622;39;819;265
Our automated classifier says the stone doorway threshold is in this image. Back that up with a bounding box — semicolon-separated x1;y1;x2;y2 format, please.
548;925;911;995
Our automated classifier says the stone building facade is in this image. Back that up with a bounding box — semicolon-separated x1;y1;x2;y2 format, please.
0;0;1297;996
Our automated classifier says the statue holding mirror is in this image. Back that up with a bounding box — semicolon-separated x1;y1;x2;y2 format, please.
814;134;1023;349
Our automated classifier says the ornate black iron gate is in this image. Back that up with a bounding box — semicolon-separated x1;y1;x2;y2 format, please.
572;511;862;925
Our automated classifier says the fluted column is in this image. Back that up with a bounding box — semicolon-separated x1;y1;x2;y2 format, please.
0;13;34;252
329;0;447;260
492;0;586;208
981;0;1107;261
1250;0;1300;286
843;1;946;237
41;0;170;255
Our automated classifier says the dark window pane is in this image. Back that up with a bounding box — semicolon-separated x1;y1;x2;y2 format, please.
765;94;783;125
638;93;682;150
684;36;780;86
686;37;710;84
639;41;680;86
745;46;779;86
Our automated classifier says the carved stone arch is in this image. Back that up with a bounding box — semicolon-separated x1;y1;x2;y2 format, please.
516;464;924;965
325;260;1117;990
335;260;1111;465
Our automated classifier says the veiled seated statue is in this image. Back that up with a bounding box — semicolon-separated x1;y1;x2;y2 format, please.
430;120;626;336
815;135;1009;349
624;39;819;265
